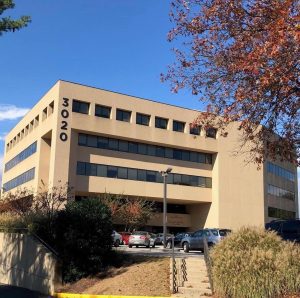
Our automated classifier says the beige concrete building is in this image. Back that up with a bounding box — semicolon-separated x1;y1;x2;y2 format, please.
1;80;298;232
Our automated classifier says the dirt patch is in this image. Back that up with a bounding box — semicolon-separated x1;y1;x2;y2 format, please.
58;255;171;297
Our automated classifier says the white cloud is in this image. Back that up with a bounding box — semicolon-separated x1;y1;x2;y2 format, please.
0;104;29;121
0;132;7;141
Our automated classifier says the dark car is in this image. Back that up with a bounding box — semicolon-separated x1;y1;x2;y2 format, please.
165;232;192;249
265;219;300;243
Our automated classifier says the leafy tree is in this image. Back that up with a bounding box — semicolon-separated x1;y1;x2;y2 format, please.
55;198;113;282
100;193;155;231
163;0;300;166
0;0;31;35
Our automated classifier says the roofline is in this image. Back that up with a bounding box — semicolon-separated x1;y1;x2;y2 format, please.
58;79;203;113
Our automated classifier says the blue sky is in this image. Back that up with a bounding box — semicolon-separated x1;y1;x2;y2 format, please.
0;1;299;207
0;0;203;183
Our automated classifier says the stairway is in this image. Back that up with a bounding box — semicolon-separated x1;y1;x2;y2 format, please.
172;257;212;298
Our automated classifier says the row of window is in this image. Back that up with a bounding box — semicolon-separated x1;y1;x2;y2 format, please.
267;184;295;201
268;207;296;220
3;168;35;192
7;101;54;152
4;142;37;173
78;133;213;164
77;162;212;188
267;162;295;182
72;100;217;138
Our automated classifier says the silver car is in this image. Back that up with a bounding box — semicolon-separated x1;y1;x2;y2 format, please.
128;231;155;248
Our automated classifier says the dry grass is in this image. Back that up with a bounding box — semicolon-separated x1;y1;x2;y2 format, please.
0;212;25;230
58;255;171;296
211;227;300;298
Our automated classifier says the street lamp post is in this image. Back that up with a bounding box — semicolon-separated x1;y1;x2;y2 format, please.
160;167;172;248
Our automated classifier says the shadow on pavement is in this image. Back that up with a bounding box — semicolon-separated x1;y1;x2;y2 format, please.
0;284;50;298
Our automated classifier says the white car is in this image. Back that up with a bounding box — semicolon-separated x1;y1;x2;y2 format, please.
112;230;122;247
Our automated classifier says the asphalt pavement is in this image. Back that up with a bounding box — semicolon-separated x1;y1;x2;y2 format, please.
0;283;50;298
113;244;205;258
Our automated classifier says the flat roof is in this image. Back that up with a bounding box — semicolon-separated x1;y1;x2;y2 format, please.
59;79;203;113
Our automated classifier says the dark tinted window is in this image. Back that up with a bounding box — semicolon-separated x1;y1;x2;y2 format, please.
206;127;217;138
173;120;185;132
107;166;118;178
136;113;150;126
77;162;85;175
95;105;111;118
72;100;89;114
78;133;213;164
190;125;201;135
116;109;131;122
155;117;168;129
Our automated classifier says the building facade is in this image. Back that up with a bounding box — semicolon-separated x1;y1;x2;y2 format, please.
1;80;298;231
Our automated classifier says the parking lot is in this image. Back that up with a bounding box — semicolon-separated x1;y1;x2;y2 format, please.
113;244;205;258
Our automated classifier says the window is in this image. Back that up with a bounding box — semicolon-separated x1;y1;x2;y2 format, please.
78;133;213;164
206;128;217;138
116;109;131;122
95;105;111;118
173;120;185;132
78;134;87;146
5;142;37;172
119;140;129;152
267;162;295;182
97;165;107;177
108;139;118;150
72;100;90;114
155;147;165;158
128;168;138;180
267;184;294;201
128;142;138;154
107;166;118;178
136;113;150;126
268;207;296;220
155;117;168;129
190;125;201;135
146;171;156;182
76;162;212;188
87;135;97;147
118;167;127;179
3;168;35;192
98;136;109;149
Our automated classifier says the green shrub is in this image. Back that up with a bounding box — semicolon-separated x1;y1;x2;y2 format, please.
211;227;300;298
54;198;113;282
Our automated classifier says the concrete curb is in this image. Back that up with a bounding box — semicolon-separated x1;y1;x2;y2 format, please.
54;293;170;298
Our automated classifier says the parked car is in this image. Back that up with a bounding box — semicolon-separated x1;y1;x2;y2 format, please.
180;228;231;253
265;219;300;243
111;230;122;247
155;233;172;245
165;232;192;249
128;231;155;248
119;231;131;245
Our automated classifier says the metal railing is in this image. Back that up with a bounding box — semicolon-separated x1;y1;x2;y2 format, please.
171;236;178;293
203;237;214;293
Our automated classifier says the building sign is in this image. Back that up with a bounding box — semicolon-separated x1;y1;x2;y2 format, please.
60;98;69;142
